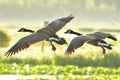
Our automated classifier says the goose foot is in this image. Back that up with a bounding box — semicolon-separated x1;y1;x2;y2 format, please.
52;46;56;51
101;47;106;54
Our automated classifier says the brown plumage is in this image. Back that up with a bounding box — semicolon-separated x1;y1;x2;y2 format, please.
4;15;74;57
17;28;67;51
64;29;117;55
88;31;117;41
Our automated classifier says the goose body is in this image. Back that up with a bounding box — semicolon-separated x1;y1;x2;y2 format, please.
64;29;117;55
18;28;67;51
5;15;74;56
87;31;117;41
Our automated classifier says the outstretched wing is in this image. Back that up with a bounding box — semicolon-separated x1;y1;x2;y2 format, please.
4;32;49;57
90;32;117;41
65;35;94;55
45;14;74;32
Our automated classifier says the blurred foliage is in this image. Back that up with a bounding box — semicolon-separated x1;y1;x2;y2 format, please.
54;53;120;68
0;0;119;21
79;28;120;32
1;52;120;68
0;63;120;75
0;59;120;79
0;30;11;47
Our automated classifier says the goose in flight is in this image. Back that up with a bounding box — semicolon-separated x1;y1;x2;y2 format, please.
64;29;117;55
4;15;74;56
17;28;67;51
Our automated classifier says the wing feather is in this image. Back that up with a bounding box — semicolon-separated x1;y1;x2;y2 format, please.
90;32;117;41
4;33;49;57
65;35;94;55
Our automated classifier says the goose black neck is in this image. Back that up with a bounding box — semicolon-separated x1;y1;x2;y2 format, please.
70;30;83;36
25;29;34;33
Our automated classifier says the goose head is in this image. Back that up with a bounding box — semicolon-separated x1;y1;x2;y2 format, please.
64;29;83;36
64;29;73;34
17;28;27;32
17;28;34;33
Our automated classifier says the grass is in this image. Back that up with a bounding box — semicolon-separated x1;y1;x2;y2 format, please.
0;63;120;75
54;53;120;68
0;63;120;80
0;51;120;68
0;54;120;68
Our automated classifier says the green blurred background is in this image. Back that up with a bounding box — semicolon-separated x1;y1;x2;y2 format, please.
0;0;119;22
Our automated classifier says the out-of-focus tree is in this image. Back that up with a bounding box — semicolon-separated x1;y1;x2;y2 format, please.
0;0;119;22
0;30;11;47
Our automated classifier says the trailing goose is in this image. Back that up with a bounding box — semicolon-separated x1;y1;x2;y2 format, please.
18;28;67;51
65;29;117;41
64;29;117;55
4;15;74;56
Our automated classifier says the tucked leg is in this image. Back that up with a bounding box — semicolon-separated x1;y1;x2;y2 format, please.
48;35;67;51
49;36;67;45
49;41;56;51
101;46;106;54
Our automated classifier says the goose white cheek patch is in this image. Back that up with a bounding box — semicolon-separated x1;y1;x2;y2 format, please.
98;42;109;47
21;29;24;31
49;37;60;41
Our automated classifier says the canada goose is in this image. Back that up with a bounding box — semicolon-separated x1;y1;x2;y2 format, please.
4;15;74;56
64;29;117;55
65;29;117;41
18;28;67;51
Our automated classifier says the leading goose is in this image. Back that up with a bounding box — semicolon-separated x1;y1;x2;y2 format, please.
4;15;74;57
64;29;117;55
17;28;67;51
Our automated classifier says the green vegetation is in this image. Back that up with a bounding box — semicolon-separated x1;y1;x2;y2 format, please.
0;63;119;75
1;52;120;68
0;30;11;47
0;63;120;80
0;52;120;79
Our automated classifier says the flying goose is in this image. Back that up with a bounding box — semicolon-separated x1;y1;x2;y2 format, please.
65;29;117;41
4;15;74;56
64;29;117;55
17;28;67;51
